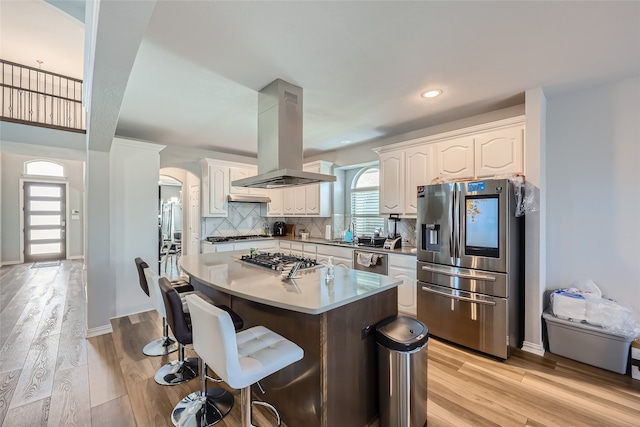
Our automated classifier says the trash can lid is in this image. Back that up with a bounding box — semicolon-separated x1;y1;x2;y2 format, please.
376;315;428;352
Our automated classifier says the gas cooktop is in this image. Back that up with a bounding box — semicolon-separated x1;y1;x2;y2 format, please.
206;234;273;243
238;252;318;272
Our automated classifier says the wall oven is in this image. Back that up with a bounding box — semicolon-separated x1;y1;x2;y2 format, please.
416;179;523;359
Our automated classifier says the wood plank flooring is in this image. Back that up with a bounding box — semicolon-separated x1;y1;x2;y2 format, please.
1;260;639;426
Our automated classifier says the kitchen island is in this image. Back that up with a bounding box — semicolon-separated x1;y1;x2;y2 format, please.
179;251;401;427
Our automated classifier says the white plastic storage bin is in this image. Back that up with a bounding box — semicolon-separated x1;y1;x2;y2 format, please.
632;340;640;380
543;311;632;374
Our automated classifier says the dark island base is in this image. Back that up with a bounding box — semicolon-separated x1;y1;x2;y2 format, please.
191;277;398;427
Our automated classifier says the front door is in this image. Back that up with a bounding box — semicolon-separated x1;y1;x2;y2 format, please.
23;182;66;262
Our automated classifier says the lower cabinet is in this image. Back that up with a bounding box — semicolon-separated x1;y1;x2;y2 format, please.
388;254;417;317
202;240;277;254
316;245;353;269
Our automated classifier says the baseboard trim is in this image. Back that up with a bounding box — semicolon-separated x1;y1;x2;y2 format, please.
0;260;22;266
86;324;113;338
67;256;84;260
521;341;545;356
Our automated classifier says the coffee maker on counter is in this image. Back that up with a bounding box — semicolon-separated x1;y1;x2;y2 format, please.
383;214;402;249
273;221;286;236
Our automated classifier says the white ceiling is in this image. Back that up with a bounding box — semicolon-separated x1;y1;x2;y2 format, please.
2;1;639;158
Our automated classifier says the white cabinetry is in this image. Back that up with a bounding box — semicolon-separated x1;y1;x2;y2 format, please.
378;145;435;216
474;124;524;177
263;189;284;216
436;137;475;180
203;239;277;254
375;117;525;218
316;245;353;269
404;145;436;215
278;161;333;217
201;159;229;217
201;159;264;217
388;254;417;316
379;151;404;214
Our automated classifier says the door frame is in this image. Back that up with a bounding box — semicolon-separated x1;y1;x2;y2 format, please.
19;178;70;264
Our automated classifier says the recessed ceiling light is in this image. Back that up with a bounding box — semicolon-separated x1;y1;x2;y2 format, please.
421;89;442;99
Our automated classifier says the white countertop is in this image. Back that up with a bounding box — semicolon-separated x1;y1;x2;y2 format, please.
179;251;402;315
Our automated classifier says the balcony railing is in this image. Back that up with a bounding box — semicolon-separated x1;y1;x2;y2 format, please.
1;59;86;133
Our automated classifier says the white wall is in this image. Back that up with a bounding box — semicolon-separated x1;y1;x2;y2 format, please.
110;138;164;320
546;75;640;314
0;152;85;264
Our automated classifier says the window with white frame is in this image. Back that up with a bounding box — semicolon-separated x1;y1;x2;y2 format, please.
350;167;385;236
24;160;65;177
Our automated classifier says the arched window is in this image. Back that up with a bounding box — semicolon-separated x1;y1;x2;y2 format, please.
24;160;65;177
350;167;385;236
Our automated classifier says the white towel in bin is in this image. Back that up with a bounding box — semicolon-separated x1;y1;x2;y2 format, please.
356;252;380;267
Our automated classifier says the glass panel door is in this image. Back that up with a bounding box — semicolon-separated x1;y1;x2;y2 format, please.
24;182;66;262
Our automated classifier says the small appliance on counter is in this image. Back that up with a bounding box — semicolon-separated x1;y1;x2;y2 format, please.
273;221;286;236
383;236;402;250
384;214;402;249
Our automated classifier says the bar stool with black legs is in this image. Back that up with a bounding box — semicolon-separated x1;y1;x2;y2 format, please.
184;294;304;427
135;257;193;356
154;277;245;387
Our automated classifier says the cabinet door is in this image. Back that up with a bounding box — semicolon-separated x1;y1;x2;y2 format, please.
303;243;317;259
283;188;296;216
265;188;284;216
404;145;434;215
379;150;404;214
437;137;475;180
389;265;417;316
204;162;228;217
229;166;250;195
334;256;353;269
293;186;306;216
305;183;320;215
201;243;216;254
290;241;303;257
474;125;524;177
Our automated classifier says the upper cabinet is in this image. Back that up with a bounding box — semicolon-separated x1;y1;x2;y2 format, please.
375;117;525;217
379;150;404;214
201;159;262;217
436;137;475;180
264;161;333;217
404;145;436;215
201;159;229;217
474;124;524;177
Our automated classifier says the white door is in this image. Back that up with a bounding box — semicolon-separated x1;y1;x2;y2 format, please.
189;184;200;255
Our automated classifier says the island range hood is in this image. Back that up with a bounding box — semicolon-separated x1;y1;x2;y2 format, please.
231;79;337;189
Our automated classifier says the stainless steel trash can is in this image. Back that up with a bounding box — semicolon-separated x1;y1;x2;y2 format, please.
376;316;428;427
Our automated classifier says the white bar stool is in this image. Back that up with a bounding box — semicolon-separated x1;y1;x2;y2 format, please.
184;294;304;427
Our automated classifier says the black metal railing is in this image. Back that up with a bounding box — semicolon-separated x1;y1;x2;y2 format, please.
1;59;86;132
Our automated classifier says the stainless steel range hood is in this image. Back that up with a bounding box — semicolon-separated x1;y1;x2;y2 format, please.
227;194;271;203
231;79;336;189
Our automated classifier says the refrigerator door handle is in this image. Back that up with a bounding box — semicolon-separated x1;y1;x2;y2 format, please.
421;265;497;282
448;189;455;257
454;188;461;259
421;285;497;306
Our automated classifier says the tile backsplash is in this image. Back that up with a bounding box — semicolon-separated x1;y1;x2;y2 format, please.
202;203;417;247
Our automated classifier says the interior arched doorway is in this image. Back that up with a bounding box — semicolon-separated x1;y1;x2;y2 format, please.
159;168;200;257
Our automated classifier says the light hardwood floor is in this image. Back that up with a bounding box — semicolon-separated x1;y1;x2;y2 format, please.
1;260;639;426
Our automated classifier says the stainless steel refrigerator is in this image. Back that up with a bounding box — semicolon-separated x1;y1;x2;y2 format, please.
416;179;523;359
